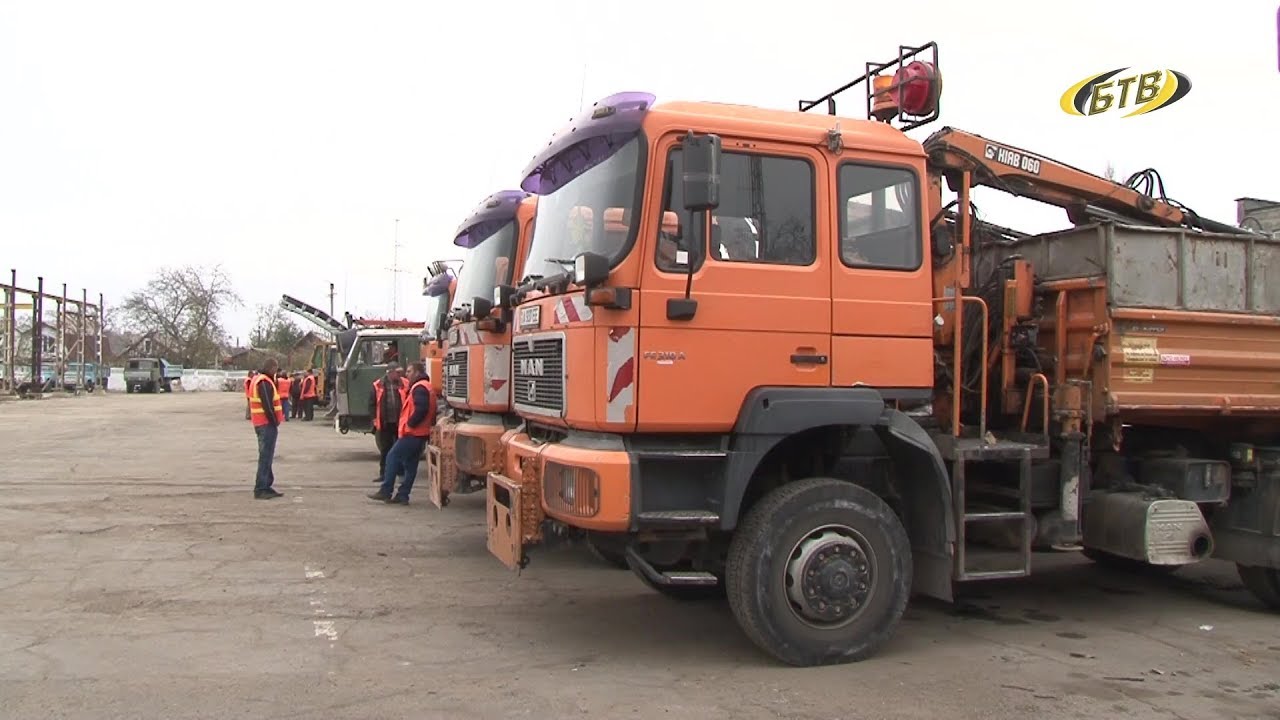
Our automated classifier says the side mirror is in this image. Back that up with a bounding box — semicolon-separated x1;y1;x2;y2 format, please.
681;132;721;212
471;296;494;319
492;284;516;309
573;251;610;288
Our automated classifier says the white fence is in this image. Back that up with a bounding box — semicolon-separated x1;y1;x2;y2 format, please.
104;367;247;393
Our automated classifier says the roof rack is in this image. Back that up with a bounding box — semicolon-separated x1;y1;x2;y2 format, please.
799;41;941;131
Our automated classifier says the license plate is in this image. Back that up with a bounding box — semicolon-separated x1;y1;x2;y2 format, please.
518;305;541;330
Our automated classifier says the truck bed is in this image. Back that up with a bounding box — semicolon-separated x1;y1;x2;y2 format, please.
976;221;1280;422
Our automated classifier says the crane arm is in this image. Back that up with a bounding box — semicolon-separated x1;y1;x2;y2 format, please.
279;294;348;335
921;127;1245;234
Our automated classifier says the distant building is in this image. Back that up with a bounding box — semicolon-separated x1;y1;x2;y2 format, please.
1237;197;1280;235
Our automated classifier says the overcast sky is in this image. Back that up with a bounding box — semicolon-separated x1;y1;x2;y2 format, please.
2;0;1277;345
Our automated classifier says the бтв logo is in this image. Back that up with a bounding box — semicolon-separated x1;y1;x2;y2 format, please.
1059;68;1192;117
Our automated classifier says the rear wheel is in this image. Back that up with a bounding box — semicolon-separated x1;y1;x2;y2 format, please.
1238;564;1280;610
726;477;912;667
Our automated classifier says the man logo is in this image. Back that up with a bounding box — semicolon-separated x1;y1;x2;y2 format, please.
1060;68;1192;117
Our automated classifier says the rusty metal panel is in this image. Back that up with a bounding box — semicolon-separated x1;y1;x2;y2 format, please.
977;222;1280;315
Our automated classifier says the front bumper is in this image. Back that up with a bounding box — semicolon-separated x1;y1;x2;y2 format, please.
425;416;458;508
485;430;633;570
454;420;506;476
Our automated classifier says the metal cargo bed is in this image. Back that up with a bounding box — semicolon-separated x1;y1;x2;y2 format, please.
977;221;1280;420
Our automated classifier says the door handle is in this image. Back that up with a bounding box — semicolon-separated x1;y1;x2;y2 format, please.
790;353;828;365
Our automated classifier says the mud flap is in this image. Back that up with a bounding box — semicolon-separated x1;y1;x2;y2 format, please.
487;473;525;570
425;444;458;509
486;458;545;570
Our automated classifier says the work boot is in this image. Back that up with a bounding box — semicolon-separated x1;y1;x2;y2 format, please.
387;496;408;505
367;491;392;502
254;489;283;499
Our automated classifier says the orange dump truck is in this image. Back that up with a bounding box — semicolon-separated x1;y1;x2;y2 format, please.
424;191;537;508
485;42;1280;667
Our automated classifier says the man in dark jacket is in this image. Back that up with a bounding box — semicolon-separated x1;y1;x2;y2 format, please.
368;363;405;483
368;362;435;505
289;370;303;419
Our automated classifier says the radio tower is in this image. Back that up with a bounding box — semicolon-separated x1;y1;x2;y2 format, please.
389;218;403;318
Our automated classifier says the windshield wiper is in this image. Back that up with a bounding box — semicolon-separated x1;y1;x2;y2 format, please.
545;258;576;269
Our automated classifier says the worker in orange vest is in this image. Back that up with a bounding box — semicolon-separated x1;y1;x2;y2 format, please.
243;369;257;420
248;358;284;499
299;368;318;421
368;361;436;504
368;363;406;483
275;371;293;421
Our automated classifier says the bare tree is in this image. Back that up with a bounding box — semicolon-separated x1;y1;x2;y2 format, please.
119;265;241;366
250;303;306;352
1104;162;1117;181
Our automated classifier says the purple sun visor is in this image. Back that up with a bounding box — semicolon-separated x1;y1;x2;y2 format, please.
453;189;532;249
519;91;655;195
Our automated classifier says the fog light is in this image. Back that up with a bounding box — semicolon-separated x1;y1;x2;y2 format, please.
543;461;600;517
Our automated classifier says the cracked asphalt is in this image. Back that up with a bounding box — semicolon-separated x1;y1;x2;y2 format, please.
1;392;1278;719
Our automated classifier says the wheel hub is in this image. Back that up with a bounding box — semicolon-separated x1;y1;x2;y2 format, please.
785;527;873;627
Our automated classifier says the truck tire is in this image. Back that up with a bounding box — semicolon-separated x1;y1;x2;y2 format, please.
1238;565;1280;610
126;384;135;394
725;477;911;667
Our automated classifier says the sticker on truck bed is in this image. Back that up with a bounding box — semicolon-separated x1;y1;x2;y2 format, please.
1121;336;1191;367
1123;367;1154;384
984;143;1042;175
1120;336;1160;365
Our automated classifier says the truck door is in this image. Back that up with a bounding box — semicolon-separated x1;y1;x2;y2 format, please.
639;136;832;432
828;159;933;398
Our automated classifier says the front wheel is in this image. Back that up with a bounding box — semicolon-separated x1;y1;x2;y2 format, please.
1238;564;1280;610
725;477;912;667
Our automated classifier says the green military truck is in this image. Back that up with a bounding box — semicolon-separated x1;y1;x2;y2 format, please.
124;357;182;394
333;329;422;434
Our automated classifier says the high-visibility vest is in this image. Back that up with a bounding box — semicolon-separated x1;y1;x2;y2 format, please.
300;374;317;399
248;374;285;426
372;377;407;432
277;376;292;397
398;379;435;439
244;374;254;398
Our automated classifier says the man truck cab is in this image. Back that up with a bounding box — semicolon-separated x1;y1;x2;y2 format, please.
425;190;537;508
484;44;1280;668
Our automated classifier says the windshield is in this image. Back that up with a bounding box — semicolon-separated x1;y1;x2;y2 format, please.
422;293;449;342
452;221;516;312
520;136;643;282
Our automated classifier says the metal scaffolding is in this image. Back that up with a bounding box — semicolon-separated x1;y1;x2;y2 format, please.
1;268;105;394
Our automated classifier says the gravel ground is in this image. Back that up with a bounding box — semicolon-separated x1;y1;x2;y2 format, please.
1;392;1277;720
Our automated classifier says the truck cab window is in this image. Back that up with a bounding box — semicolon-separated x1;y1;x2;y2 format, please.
838;164;921;271
656;149;816;272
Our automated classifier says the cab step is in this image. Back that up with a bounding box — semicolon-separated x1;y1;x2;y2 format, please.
624;546;719;586
636;510;721;528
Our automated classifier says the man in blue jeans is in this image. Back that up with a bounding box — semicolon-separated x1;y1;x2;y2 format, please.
368;361;435;505
249;358;285;500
